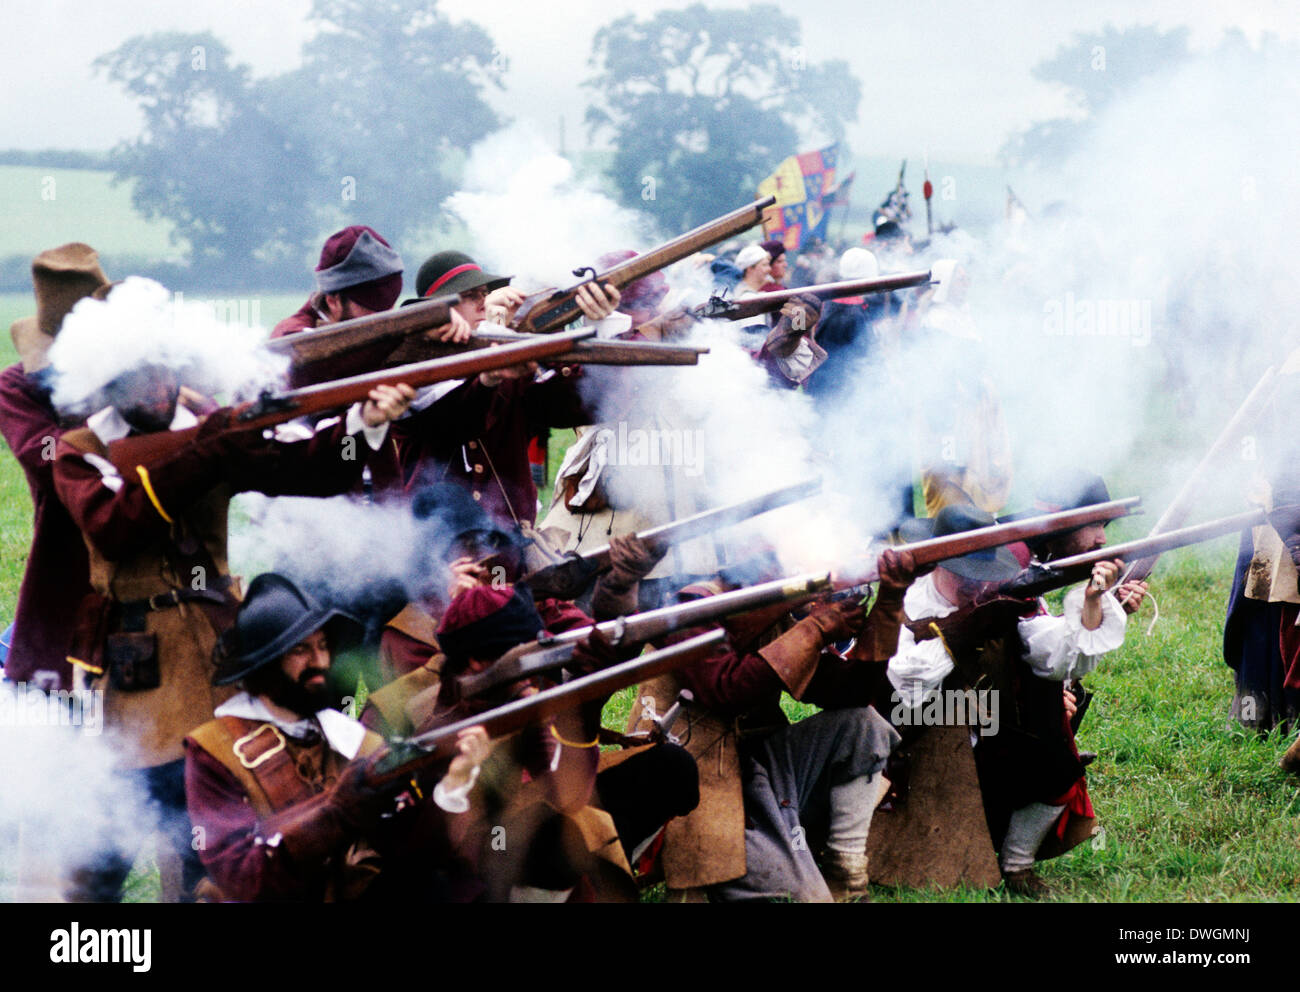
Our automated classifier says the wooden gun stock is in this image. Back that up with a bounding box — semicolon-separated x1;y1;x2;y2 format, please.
105;328;595;474
508;196;777;335
367;629;727;786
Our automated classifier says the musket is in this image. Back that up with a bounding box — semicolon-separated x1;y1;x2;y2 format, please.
265;293;462;387
463;498;1142;699
691;270;933;324
519;477;824;599
380;329;710;371
508;196;777;335
367;628;727;786
105;328;595;474
1000;509;1265;600
453;572;833;700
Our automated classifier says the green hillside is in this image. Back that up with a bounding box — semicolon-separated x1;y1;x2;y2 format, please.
0;165;184;262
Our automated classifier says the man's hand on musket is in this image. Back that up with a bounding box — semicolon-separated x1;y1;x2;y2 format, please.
478;359;540;388
422;308;473;344
1081;558;1122;630
1115;579;1149;615
446;556;491;600
440;726;493;793
575;281;621;322
1063;686;1078;719
361;383;416;427
485;286;529;324
875;548;917;600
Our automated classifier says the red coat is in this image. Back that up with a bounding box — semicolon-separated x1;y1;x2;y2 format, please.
0;363;90;688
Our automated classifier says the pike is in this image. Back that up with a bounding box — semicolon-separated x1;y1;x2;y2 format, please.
1117;363;1286;603
104;328;595;474
464;498;1141;699
690;270;933;323
518;477;824;599
1001;509;1265;599
367;628;728;786
508;196;776;335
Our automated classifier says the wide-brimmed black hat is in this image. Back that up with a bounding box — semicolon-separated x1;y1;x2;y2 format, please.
413;250;510;300
213;573;363;686
899;504;1022;582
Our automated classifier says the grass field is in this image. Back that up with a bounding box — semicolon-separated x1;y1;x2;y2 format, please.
0;284;1294;903
0;165;183;263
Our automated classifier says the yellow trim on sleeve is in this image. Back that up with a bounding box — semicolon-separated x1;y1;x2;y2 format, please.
135;465;174;524
67;656;104;677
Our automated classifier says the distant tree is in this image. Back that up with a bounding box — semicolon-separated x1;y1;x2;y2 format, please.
1001;24;1191;167
290;0;505;244
95;32;320;280
95;2;505;282
585;4;860;231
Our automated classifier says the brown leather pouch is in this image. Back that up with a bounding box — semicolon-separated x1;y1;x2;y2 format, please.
561;472;610;514
106;632;161;692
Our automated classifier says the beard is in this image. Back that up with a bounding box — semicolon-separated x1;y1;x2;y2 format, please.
263;668;337;718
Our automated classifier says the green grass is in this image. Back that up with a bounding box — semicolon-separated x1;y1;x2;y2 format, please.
0;165;183;261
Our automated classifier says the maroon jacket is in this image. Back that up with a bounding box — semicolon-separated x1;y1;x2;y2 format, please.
184;729;475;902
393;369;592;527
268;301;404;497
0;363;90;688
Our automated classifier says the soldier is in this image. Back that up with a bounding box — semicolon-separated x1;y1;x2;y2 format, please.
185;573;488;902
0;244;108;691
888;503;1136;896
417;582;698;901
391;249;620;526
52;342;414;901
628;548;916;901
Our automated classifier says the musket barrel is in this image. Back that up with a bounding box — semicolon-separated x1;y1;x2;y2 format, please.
456;571;832;699
703;269;933;322
371;629;728;782
1003;509;1264;598
521;477;823;595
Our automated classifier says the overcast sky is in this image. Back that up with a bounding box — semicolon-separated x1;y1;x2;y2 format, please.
5;0;1295;164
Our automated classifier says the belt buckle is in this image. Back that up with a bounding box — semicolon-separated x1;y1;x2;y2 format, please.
147;590;177;611
233;724;287;769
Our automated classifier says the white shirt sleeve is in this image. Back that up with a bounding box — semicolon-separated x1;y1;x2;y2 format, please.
345;403;389;451
887;622;955;710
1018;586;1127;681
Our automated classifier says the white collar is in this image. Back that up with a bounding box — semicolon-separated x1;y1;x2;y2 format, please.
214;692;367;760
903;571;960;621
88;403;199;445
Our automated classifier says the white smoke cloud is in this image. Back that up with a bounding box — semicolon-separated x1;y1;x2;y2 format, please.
442;124;657;289
47;277;286;413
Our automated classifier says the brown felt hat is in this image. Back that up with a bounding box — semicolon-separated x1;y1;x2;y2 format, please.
10;243;109;373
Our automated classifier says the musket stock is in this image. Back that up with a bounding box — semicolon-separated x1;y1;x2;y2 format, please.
106;328;595;474
368;629;728;785
509;197;777;335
